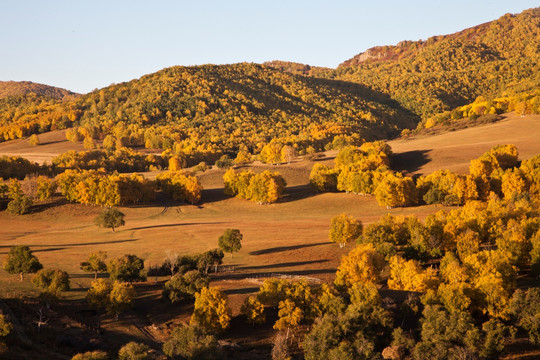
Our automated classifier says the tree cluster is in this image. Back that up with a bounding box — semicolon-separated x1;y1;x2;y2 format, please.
223;169;286;204
155;171;203;204
57;169;155;206
52;148;166;173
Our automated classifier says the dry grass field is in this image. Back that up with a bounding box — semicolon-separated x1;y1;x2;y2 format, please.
0;113;539;358
388;113;540;176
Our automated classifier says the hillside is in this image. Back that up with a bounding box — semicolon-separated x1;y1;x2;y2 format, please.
0;81;79;100
0;8;538;163
0;63;419;163
332;7;540;118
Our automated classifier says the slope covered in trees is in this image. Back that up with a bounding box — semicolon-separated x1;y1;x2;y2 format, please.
71;63;418;151
332;7;540;119
0;64;419;160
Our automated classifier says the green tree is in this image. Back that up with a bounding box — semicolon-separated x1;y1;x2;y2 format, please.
509;288;540;344
196;249;224;274
329;213;363;248
162;270;209;303
162;323;219;360
303;293;392;360
32;268;70;296
413;305;480;360
3;245;43;281
215;154;233;169
6;195;33;215
107;254;146;283
191;287;232;333
94;208;125;232
218;228;242;257
118;342;151;360
80;251;108;279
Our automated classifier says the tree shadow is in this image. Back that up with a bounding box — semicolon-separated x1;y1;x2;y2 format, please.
223;287;260;295
212;268;335;281
29;198;69;214
390;149;431;175
237;259;329;271
39;139;67;146
249;242;330;255
200;188;230;204
128;222;226;231
0;239;138;254
279;184;318;202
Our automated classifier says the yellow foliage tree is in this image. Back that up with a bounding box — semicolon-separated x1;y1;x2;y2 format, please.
387;256;439;292
334;243;386;289
501;169;528;200
309;163;338;192
374;172;417;208
234;150;252;166
260;142;284;165
191;286;232;333
273;299;303;335
463;250;517;319
241;296;265;325
329;213;363;248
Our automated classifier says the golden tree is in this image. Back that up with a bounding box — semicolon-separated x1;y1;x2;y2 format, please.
334;244;386;289
191;287;232;333
329;213;363;248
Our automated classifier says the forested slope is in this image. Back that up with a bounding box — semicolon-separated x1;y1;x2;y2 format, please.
332;7;540;118
0;63;418;159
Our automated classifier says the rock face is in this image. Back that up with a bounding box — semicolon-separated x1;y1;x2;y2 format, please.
382;345;406;360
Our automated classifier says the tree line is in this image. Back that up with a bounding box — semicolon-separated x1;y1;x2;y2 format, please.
311;142;540;209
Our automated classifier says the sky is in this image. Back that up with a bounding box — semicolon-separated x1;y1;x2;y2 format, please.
1;0;538;94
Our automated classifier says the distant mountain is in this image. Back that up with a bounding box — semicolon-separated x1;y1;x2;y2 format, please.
0;81;79;100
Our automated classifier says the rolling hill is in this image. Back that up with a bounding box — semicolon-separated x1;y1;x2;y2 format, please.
0;63;419;162
0;8;538;164
334;7;540;119
269;8;540;121
0;80;79;100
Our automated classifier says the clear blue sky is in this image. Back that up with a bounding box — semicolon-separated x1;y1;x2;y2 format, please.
1;0;537;93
